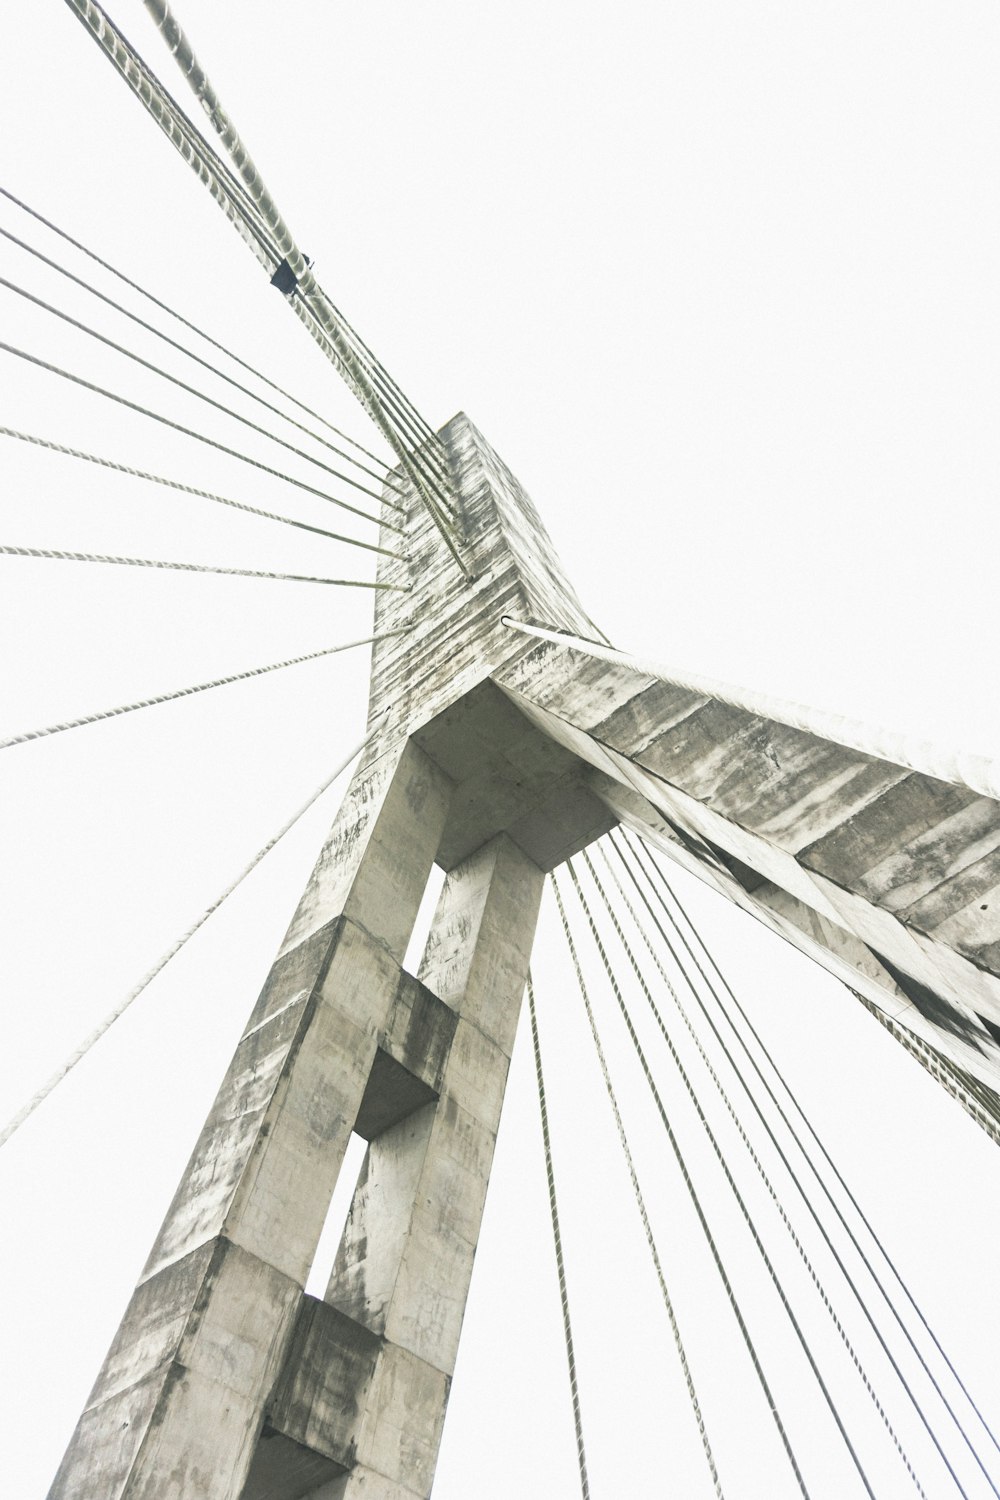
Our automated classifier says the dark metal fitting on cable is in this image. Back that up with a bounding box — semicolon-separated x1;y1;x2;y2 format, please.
270;254;311;295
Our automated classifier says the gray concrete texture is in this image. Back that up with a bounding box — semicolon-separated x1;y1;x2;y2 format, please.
496;640;1000;1104
52;412;1000;1498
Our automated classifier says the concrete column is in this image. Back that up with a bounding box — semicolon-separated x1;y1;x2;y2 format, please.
49;739;452;1500
259;834;544;1499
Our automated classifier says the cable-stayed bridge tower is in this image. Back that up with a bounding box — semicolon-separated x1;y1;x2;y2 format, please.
17;3;1000;1497
49;403;1000;1498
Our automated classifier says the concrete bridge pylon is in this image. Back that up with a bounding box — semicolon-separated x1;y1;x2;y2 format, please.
50;412;1000;1499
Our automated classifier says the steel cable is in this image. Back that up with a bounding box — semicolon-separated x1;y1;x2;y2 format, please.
276;292;459;548
0;427;380;549
0;220;402;496
120;26;278;269
0;274;399;515
587;845;926;1498
618;829;994;1500
0;712;389;1150
297;305;451;496
624;830;1000;1477
547;881;725;1499
59;1;459;547
67;0;451;527
560;858;839;1500
61;0;392;502
285;285;450;499
0;186;399;479
527;974;592;1500
0;543;404;591
0;342;400;555
62;0;282;287
285;296;452;517
117;0;465;564
0;631;405;752
140;0;450;484
566;856;886;1497
669;903;1000;1450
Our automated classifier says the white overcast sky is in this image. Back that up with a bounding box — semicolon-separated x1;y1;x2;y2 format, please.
1;3;999;1498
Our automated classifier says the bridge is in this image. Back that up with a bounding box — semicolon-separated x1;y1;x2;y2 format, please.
2;3;999;1497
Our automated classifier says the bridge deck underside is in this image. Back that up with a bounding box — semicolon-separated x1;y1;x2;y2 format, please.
411;679;614;873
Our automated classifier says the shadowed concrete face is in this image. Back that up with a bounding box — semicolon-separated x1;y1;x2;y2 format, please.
412;679;615;872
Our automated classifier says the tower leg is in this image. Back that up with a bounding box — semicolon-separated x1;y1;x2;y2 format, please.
244;833;545;1498
49;739;452;1500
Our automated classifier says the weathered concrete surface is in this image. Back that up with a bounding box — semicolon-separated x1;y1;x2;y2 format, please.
236;835;544;1499
494;636;1000;1103
259;1300;382;1473
366;416;616;872
329;837;543;1487
412;679;614;872
51;413;600;1500
53;405;1000;1500
366;414;603;751
50;741;452;1500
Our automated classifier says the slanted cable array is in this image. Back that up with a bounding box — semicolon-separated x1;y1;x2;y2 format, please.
529;831;1000;1498
0;274;399;523
618;832;1000;1499
0;199;401;491
550;878;729;1498
0;19;428;1163
0;342;399;555
58;0;469;573
0;190;404;550
0;713;389;1150
0;182;418;749
0;97;423;1150
591;844;927;1497
0;221;402;506
0;426;395;549
554;862;815;1499
0;0;454;1145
